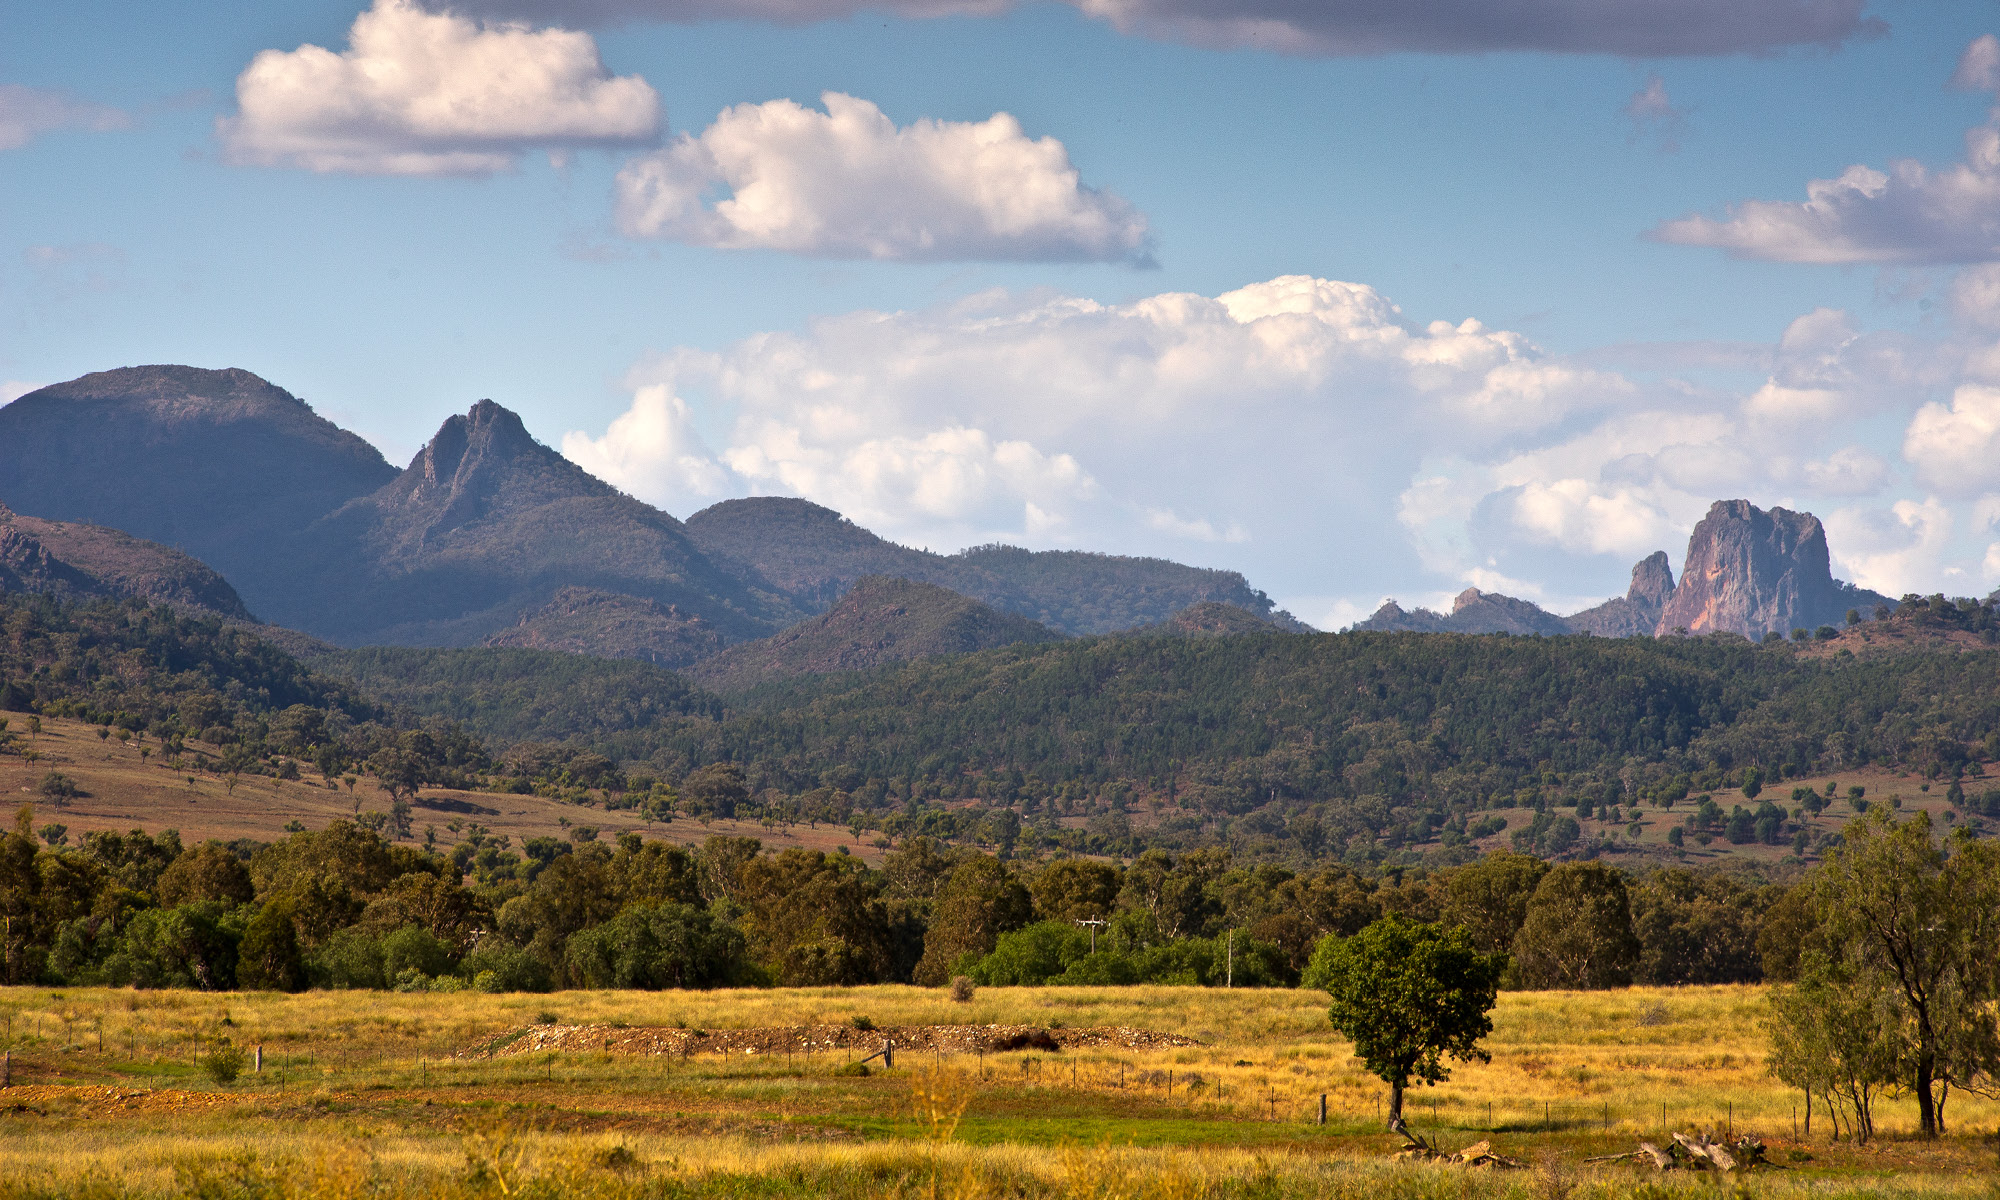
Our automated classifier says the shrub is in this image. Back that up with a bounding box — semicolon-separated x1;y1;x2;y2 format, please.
201;1042;248;1085
949;976;975;1002
462;942;555;993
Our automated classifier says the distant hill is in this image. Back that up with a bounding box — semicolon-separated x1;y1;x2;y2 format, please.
686;496;1293;635
0;503;253;619
481;586;726;669
691;575;1062;693
1143;601;1300;637
0;366;397;623
311;645;723;747
2;368;1297;656
294;400;795;646
1353;587;1572;636
1356;501;1896;640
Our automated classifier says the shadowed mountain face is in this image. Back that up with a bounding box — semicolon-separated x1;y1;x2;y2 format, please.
0;366;397;617
1656;500;1891;638
296;400;796;646
690;575;1062;693
686;496;1291;635
0;503;253;618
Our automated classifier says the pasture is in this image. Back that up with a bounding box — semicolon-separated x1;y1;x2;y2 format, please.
0;983;1991;1199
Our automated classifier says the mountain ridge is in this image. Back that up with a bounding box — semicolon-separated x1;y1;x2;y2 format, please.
1355;499;1896;640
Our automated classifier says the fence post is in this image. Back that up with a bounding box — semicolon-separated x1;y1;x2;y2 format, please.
3;1050;9;1088
1319;1094;1327;1126
255;1045;263;1074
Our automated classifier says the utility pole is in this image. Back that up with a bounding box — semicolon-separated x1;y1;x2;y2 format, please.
1075;918;1105;953
1226;929;1234;988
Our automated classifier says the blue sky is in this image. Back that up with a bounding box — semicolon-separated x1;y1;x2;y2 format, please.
7;0;2000;627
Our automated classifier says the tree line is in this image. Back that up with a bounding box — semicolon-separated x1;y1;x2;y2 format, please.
0;799;1816;996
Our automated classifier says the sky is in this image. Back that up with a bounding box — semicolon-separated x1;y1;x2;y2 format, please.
8;0;2000;629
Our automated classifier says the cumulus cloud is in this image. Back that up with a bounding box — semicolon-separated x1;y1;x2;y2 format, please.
1653;35;2000;264
1824;498;1955;596
220;0;660;175
0;84;129;151
568;273;1630;589
437;0;1881;57
1904;383;2000;494
613;93;1151;262
562;272;2000;616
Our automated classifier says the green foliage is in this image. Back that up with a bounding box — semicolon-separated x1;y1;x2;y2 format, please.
565;901;750;989
1800;810;2000;1137
315;646;723;747
1314;915;1506;1125
1511;863;1640;989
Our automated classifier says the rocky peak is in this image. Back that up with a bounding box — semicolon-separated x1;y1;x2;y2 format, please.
1628;551;1675;609
1655;499;1888;638
382;400;616;544
1564;550;1677;637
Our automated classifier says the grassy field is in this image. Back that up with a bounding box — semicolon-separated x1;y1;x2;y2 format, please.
1;716;870;860
0;983;1992;1199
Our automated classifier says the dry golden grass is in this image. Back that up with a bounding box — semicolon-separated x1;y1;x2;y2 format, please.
2;715;872;860
1;981;1995;1200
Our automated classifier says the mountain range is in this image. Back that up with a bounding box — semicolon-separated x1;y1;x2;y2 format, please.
0;366;1291;661
1354;500;1897;640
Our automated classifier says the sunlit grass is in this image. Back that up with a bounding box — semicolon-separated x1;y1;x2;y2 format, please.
1;983;1993;1198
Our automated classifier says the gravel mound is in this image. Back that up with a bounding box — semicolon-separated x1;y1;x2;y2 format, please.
463;1023;1200;1060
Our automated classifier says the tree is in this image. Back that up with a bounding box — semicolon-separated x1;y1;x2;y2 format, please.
155;843;255;908
236;899;306;992
1804;809;2000;1136
1439;853;1547;957
1315;916;1505;1132
1765;950;1900;1143
1512;862;1639;989
914;857;1032;984
1029;857;1122;924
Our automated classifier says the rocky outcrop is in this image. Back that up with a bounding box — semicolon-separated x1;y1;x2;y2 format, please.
1354;587;1573;635
1566;552;1675;637
296;400;797;646
1654;500;1892;638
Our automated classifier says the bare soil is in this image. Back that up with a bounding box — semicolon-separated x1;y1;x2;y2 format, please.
464;1023;1203;1061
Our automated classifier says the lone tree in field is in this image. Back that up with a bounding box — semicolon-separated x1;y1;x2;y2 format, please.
1314;915;1506;1133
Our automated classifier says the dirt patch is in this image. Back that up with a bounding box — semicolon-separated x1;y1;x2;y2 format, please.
0;1084;247;1116
463;1023;1200;1061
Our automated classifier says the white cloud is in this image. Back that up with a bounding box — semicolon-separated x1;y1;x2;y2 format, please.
0;84;129;151
560;384;731;514
439;0;1882;57
1952;33;2000;93
1653;37;2000;264
220;0;660;175
1824;498;1953;596
614;92;1151;263
1904;383;2000;494
566;274;2000;618
572;274;1618;570
1798;446;1892;495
